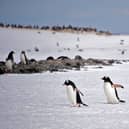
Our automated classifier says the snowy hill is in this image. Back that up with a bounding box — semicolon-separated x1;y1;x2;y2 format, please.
0;27;129;63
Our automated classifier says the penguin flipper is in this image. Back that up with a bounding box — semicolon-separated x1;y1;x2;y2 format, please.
113;84;124;88
80;91;84;96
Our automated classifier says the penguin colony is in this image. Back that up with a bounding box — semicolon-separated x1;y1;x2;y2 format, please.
4;51;126;107
5;50;28;71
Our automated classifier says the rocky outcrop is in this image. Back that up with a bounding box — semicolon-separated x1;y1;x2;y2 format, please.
0;56;126;74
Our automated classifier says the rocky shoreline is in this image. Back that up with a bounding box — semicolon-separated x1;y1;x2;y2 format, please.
0;56;128;74
0;23;112;35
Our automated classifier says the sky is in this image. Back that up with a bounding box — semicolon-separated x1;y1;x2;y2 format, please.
0;0;129;34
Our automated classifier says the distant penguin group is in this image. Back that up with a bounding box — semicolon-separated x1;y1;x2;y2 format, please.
5;50;28;71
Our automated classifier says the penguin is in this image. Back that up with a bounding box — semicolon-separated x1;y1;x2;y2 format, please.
102;76;125;104
5;51;15;71
63;80;88;107
20;51;28;64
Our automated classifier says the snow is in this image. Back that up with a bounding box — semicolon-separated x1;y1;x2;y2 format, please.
0;28;129;129
1;28;129;62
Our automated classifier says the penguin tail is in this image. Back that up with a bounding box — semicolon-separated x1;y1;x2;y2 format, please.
82;103;88;106
119;100;126;103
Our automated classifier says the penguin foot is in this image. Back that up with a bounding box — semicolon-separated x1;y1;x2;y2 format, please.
76;104;81;107
71;104;81;107
71;104;77;107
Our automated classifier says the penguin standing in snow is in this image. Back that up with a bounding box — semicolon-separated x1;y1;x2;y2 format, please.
5;51;15;71
63;80;88;107
102;76;125;104
20;51;28;64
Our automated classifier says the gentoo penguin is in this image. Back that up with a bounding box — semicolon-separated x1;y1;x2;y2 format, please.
63;80;88;107
5;51;15;71
102;76;125;104
20;51;28;64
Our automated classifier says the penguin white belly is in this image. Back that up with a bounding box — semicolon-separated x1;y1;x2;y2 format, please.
20;54;26;64
66;86;76;105
6;60;13;70
104;83;119;104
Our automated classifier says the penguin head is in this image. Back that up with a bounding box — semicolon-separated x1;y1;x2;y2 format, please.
63;80;70;86
102;76;108;81
21;51;26;54
10;51;15;55
8;51;15;57
63;80;76;89
102;76;113;85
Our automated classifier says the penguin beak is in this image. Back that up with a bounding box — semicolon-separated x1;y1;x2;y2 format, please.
101;77;104;80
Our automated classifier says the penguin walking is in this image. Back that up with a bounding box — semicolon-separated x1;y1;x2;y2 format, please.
20;51;28;64
102;76;125;104
63;80;88;107
5;51;15;71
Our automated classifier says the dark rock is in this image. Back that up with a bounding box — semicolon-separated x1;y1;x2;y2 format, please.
57;56;70;60
74;55;83;60
0;68;5;74
0;55;125;74
108;60;115;64
0;61;5;65
0;61;6;74
29;59;37;64
85;58;114;66
46;56;54;61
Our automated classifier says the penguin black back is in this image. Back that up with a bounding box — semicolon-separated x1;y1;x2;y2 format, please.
6;51;14;62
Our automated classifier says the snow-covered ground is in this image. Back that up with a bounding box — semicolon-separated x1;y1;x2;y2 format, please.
0;28;129;129
1;28;129;62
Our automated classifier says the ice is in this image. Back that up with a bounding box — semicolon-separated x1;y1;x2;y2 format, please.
0;65;129;129
0;28;129;129
1;28;129;63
